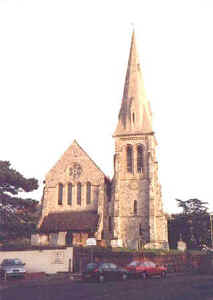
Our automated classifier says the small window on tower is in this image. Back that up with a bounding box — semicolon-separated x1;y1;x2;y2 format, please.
137;64;140;71
109;216;112;232
134;200;137;215
132;113;135;124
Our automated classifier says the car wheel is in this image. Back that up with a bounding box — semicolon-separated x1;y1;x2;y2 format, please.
161;271;166;279
98;274;105;283
122;273;128;281
141;272;147;280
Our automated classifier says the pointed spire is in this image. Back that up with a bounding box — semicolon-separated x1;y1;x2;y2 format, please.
114;31;153;136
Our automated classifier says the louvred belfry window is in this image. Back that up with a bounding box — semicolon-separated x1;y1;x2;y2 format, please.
86;182;91;204
137;144;144;173
127;145;133;173
77;183;81;205
67;183;72;205
58;183;63;205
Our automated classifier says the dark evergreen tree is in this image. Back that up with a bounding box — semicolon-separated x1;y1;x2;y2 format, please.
0;161;39;241
168;198;211;249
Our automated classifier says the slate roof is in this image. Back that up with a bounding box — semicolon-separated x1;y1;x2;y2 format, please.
39;210;99;233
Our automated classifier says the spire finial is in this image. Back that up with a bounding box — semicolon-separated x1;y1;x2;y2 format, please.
130;22;135;29
130;23;135;38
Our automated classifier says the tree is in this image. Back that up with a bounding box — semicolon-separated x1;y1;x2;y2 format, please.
0;161;39;241
168;198;210;250
176;198;208;215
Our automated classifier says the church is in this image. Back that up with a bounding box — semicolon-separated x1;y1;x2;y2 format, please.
35;31;168;250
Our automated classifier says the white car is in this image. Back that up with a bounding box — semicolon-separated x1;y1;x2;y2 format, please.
0;258;26;279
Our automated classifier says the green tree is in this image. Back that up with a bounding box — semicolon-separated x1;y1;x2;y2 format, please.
0;161;39;241
168;198;210;249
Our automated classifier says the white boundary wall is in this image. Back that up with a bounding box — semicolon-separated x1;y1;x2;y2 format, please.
0;247;73;274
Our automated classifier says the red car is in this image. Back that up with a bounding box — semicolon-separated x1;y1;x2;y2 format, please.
125;260;167;279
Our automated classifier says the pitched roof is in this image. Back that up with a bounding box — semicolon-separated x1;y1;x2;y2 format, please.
39;210;99;233
46;139;108;180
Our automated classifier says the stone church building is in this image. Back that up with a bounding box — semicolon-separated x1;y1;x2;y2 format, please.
35;31;168;250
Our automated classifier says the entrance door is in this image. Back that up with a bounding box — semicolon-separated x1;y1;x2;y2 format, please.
66;231;73;246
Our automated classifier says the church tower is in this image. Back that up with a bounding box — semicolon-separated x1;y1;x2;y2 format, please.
111;31;168;249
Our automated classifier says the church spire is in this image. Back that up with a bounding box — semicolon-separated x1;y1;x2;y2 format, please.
114;31;153;136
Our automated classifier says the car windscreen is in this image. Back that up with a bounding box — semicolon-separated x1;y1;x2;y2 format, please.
86;263;98;271
127;261;140;267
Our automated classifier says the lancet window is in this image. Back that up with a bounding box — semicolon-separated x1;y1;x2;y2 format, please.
67;183;72;205
58;183;63;205
86;182;91;204
77;182;81;205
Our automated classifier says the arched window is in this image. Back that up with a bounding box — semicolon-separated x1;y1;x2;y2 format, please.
134;200;137;215
137;144;144;173
86;182;91;204
58;183;63;205
127;145;133;173
77;183;81;205
67;183;72;205
94;186;99;204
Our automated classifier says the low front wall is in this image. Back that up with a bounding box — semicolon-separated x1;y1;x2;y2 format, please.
0;247;73;274
73;247;203;273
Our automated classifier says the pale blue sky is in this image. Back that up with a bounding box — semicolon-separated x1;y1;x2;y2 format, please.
1;0;213;213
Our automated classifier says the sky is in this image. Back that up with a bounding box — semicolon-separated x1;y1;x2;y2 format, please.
1;0;213;214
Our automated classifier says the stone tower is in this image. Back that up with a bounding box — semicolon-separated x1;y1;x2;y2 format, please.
111;31;168;249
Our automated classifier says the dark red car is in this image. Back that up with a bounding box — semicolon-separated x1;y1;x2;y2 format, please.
125;260;167;279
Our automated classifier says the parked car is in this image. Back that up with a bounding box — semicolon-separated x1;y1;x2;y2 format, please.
82;262;129;283
125;260;167;279
0;259;26;280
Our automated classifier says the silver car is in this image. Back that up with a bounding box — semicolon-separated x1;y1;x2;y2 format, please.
0;258;26;279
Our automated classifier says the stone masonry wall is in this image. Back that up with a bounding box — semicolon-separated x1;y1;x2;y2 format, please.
112;134;168;249
38;141;109;240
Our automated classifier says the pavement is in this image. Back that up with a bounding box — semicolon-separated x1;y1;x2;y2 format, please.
0;272;82;291
0;271;187;291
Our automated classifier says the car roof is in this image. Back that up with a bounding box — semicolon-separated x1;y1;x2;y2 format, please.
87;262;117;265
2;258;23;263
